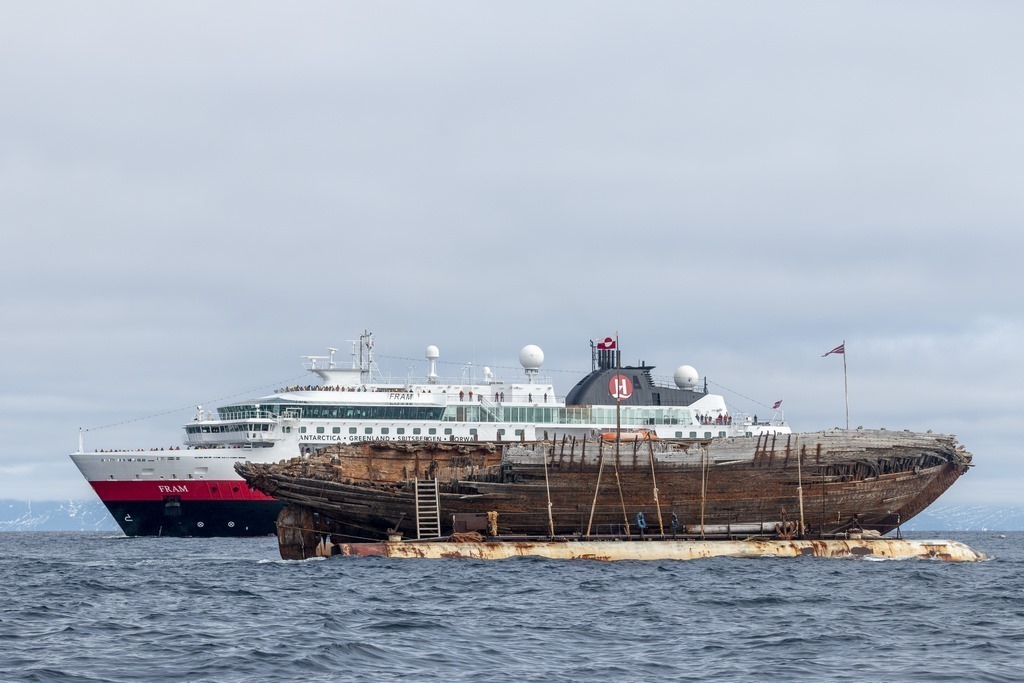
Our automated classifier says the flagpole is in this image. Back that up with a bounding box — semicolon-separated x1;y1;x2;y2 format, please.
842;339;849;430
823;341;849;429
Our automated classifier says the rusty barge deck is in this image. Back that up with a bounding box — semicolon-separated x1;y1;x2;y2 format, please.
316;537;986;562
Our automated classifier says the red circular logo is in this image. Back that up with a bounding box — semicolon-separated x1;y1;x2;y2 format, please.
608;375;633;400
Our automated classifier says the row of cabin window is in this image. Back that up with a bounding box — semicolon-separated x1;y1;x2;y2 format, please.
218;404;695;425
219;405;446;420
298;426;526;436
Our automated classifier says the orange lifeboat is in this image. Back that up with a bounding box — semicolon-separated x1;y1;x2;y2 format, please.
599;429;658;442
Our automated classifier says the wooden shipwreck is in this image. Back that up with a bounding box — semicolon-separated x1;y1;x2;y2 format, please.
235;428;972;560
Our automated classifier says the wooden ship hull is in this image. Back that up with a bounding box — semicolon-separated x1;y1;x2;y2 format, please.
235;429;972;559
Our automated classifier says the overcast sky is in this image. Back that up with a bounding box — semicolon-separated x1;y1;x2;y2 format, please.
2;3;1021;507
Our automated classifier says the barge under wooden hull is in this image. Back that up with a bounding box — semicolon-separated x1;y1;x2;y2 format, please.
237;429;972;555
326;538;985;562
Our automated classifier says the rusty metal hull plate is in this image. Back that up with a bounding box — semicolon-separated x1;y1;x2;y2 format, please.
331;538;985;562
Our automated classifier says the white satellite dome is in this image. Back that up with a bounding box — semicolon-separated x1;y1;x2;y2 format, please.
674;365;699;389
519;344;545;370
425;345;440;383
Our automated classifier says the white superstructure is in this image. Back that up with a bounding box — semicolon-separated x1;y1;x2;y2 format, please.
69;331;790;536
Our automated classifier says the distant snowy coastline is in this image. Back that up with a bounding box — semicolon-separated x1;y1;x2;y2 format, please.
0;500;119;532
1;500;1021;533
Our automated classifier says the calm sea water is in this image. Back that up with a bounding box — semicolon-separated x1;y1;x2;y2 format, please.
1;531;1021;682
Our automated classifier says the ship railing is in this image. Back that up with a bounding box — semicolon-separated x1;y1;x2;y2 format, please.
649;374;708;393
210;409;281;422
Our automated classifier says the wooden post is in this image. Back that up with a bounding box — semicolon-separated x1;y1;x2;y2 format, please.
543;440;555;537
700;444;708;539
613;332;630;537
585;451;605;538
797;442;806;536
648;438;664;535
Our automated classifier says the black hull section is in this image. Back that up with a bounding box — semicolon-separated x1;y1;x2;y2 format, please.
102;499;285;537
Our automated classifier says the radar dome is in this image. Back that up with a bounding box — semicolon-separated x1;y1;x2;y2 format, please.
425;345;440;360
674;365;699;389
519;345;545;370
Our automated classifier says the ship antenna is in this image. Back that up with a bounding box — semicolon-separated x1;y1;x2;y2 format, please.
359;331;375;382
347;338;359;368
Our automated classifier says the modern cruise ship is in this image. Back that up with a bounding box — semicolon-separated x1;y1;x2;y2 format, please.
70;332;789;536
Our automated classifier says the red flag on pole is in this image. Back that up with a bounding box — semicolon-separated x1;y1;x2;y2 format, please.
772;400;783;409
822;343;845;357
597;336;616;350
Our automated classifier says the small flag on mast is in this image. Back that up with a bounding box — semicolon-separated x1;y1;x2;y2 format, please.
772;400;783;409
597;336;616;350
822;343;845;357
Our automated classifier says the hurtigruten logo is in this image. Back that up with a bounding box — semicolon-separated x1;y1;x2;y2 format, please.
609;374;633;400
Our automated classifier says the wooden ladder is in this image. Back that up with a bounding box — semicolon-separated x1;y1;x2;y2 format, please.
415;478;441;539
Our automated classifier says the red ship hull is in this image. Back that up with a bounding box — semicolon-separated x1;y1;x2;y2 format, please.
87;480;283;537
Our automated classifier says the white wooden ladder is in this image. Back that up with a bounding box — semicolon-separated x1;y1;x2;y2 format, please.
415;478;441;539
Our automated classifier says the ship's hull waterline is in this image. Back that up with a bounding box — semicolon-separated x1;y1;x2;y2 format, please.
100;498;284;537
